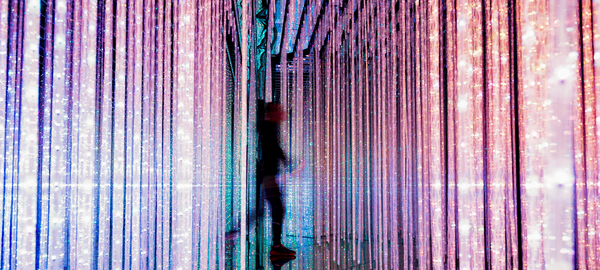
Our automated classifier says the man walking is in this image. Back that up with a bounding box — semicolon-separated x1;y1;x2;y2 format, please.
260;102;296;257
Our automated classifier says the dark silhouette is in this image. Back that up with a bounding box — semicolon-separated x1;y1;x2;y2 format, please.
260;102;296;258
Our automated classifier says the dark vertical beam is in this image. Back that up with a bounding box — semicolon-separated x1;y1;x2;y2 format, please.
481;0;492;269
452;0;459;266
291;0;309;55
307;0;329;54
278;0;291;55
576;0;586;267
439;0;450;267
234;0;244;51
168;0;178;268
508;0;524;268
108;0;119;265
229;0;241;52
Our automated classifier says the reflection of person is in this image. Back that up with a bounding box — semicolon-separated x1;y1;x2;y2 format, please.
260;102;296;257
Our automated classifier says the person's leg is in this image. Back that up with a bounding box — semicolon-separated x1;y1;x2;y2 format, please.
263;175;295;256
268;196;284;245
263;175;284;245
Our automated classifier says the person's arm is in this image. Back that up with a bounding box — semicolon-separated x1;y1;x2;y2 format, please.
274;125;287;165
276;144;287;165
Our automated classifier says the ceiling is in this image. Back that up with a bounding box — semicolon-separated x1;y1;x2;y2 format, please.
271;0;325;56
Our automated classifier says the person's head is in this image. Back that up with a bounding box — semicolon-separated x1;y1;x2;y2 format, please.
265;102;286;123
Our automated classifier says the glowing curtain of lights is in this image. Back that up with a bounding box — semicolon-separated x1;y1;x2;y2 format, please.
0;0;254;268
291;0;600;269
2;0;600;269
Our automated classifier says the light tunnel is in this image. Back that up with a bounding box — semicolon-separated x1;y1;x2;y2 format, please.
0;0;599;269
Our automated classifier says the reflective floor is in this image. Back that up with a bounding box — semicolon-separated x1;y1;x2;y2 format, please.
222;185;399;270
226;232;378;269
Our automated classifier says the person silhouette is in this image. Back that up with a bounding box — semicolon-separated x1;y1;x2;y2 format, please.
260;102;296;257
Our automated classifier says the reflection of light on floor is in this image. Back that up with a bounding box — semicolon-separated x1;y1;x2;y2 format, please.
232;230;376;269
